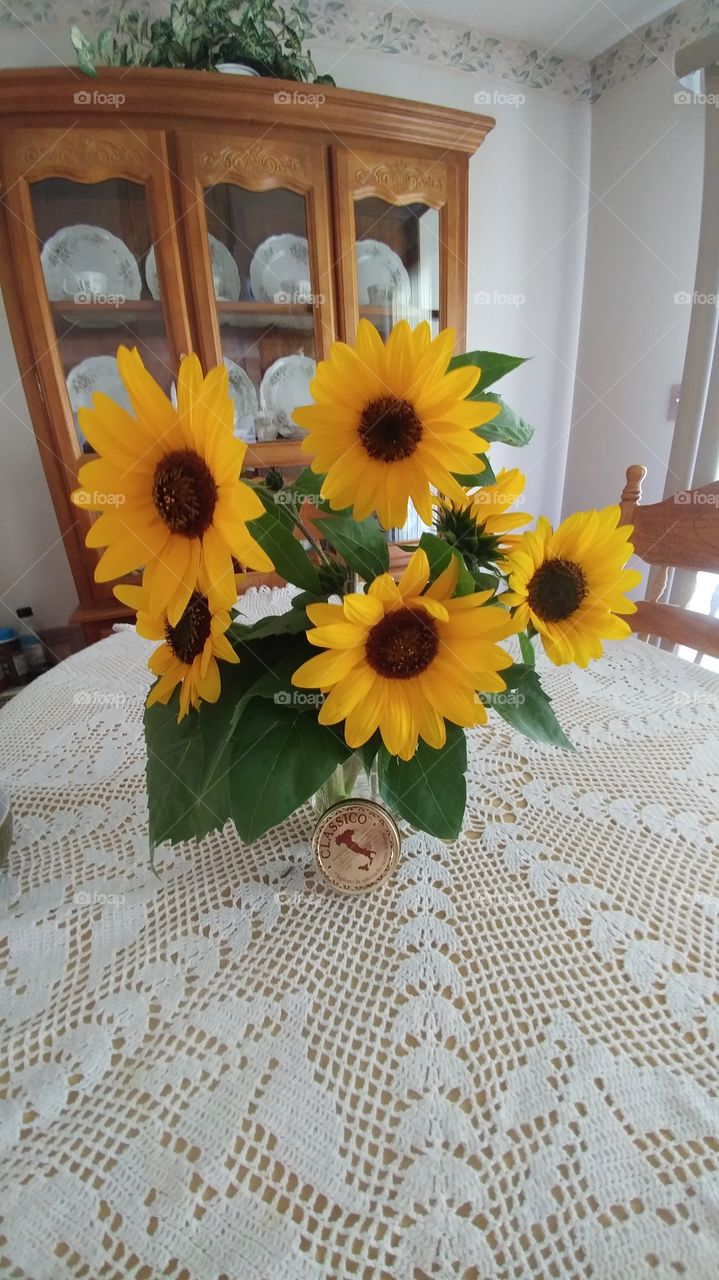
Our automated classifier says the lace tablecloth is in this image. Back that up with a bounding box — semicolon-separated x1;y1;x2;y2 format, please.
1;586;718;1279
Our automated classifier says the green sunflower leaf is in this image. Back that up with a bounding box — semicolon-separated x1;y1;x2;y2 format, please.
357;731;382;772
377;724;467;839
471;395;534;448
144;656;265;848
484;663;573;749
229;701;352;843
418;532;476;596
285;467;327;502
449;349;528;390
518;631;536;667
230;608;310;646
320;514;389;581
247;503;323;594
465;565;501;595
145;628;327;849
291;591;327;610
454;452;496;487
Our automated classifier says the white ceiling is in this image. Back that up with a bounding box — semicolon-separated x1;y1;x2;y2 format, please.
398;0;679;61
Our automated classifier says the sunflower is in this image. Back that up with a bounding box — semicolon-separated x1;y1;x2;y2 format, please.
292;319;500;531
501;506;642;667
72;347;273;624
436;467;532;562
115;582;239;722
292;547;516;761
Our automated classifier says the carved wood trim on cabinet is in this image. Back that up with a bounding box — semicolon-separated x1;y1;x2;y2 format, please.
332;146;467;349
0;68;495;156
174;131;335;369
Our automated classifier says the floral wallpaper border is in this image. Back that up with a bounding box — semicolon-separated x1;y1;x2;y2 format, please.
1;0;717;104
590;0;718;98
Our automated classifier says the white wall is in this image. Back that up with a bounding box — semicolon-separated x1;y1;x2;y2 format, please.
0;28;590;625
0;298;77;632
563;58;704;517
313;45;591;527
0;29;84;630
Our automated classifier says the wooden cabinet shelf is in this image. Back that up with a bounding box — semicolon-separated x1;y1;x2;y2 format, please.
50;300;161;315
0;66;493;641
217;301;314;330
358;305;440;319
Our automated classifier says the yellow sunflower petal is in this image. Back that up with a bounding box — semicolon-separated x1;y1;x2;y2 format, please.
292;647;365;688
397;548;430;600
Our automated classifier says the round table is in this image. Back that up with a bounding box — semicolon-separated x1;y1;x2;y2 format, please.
1;587;718;1279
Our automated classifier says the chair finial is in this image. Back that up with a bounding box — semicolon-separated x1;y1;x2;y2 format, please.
622;464;646;507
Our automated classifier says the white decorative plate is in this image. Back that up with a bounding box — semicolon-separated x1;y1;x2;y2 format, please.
145;234;240;302
355;239;410;305
250;234;311;303
66;356;133;448
41;224;141;301
260;354;316;438
170;357;258;440
224;358;259;439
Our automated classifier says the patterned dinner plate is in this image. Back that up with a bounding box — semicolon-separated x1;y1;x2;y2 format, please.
355;239;410;305
250;234;311;303
41;224;141;301
260;354;316;438
145;234;241;302
66;355;133;449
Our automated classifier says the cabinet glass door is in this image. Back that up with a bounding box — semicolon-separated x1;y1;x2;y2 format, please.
333;147;464;539
353;198;440;339
332;147;464;348
30;175;179;453
176;133;335;477
0;129;192;601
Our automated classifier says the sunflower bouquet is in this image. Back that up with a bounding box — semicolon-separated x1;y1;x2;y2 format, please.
73;321;641;848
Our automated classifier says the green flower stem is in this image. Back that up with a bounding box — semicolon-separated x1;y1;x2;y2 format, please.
282;500;335;571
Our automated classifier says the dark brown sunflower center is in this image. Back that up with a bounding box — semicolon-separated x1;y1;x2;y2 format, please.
358;396;423;462
152;449;217;537
527;557;588;623
165;592;212;665
365;606;439;679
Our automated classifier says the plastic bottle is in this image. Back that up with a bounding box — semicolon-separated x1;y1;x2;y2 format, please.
0;629;28;686
16;607;46;675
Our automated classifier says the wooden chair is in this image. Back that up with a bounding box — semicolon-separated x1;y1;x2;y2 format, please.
619;464;719;659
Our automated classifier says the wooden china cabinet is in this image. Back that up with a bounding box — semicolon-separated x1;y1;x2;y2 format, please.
0;67;493;642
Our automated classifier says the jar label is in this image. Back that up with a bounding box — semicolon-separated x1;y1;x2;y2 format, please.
312;799;400;893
